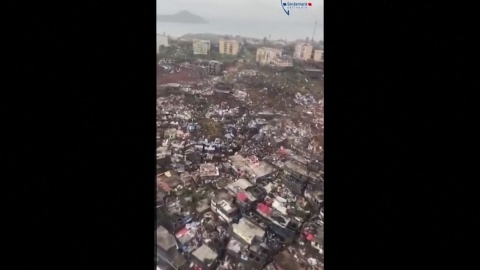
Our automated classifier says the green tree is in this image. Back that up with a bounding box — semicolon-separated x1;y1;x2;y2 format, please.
198;118;224;139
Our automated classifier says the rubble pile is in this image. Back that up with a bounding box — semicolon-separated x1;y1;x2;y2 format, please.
156;56;324;270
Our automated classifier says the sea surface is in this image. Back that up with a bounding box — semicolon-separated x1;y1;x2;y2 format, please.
157;20;323;41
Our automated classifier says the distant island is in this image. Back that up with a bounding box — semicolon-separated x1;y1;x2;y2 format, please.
157;10;208;24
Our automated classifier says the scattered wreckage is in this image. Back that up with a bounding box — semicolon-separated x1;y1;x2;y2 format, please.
156;57;324;270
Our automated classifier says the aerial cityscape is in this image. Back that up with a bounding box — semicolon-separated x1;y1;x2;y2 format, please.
156;1;324;270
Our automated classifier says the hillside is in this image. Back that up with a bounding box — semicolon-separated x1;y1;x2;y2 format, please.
157;10;208;24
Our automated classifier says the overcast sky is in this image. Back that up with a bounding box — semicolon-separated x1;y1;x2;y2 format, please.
157;0;323;24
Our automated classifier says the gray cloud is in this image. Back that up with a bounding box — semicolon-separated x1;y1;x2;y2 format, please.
157;0;323;24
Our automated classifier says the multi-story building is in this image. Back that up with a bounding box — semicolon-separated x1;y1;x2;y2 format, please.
219;39;240;55
156;35;169;53
193;39;211;55
255;202;300;243
256;47;282;65
313;49;324;62
256;47;293;67
270;55;293;67
207;60;222;75
211;189;233;213
216;199;240;223
293;43;313;60
231;218;266;245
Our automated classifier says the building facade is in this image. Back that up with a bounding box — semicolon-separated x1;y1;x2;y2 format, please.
293;43;313;60
193;39;211;55
219;39;240;55
313;49;324;62
207;60;223;75
156;35;169;53
270;55;293;67
256;47;282;65
256;47;292;67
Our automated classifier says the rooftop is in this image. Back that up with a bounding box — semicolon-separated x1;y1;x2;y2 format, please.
227;238;244;253
157;171;181;191
230;155;277;179
257;203;291;227
221;39;239;43
217;199;236;213
230;154;245;165
250;161;277;179
284;160;309;175
212;189;233;202
237;189;258;203
290;154;309;165
192;244;218;264
232;218;265;244
175;228;194;245
156;226;177;251
196;198;210;213
227;178;253;194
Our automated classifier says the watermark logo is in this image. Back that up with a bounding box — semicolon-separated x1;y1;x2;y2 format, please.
281;0;313;16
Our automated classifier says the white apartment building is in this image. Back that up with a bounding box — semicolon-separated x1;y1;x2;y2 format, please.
294;43;313;61
256;47;282;65
192;39;211;55
256;47;293;67
156;35;169;53
314;50;324;62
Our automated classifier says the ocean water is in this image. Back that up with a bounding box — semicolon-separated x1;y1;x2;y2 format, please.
157;20;323;41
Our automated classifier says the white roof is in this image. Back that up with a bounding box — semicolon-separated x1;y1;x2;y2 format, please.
232;218;265;244
192;244;218;262
227;178;253;193
218;200;234;212
272;200;288;215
